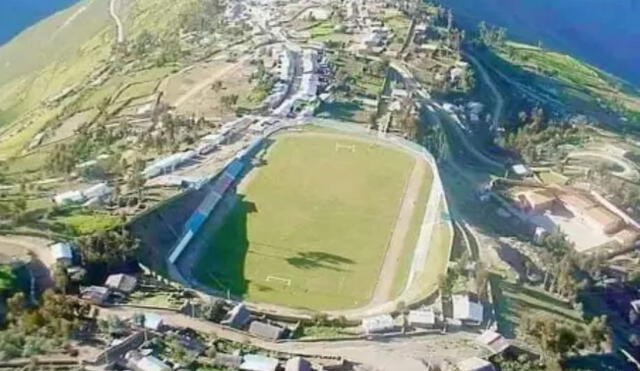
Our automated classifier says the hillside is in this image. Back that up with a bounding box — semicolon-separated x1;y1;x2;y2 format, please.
0;0;202;159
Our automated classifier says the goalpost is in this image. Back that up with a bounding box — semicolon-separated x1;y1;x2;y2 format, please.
266;275;292;287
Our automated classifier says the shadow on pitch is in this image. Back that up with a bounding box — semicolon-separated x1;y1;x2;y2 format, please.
286;251;354;272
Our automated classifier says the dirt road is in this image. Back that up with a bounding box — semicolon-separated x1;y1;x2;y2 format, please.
99;306;485;370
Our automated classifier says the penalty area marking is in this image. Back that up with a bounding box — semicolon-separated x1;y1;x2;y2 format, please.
266;275;291;287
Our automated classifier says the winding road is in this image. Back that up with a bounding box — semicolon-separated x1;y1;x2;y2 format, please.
109;0;124;44
463;51;504;131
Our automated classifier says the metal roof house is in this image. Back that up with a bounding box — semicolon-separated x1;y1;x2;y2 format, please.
248;321;284;341
222;303;251;329
104;273;137;294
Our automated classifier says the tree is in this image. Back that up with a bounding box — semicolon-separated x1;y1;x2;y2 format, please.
52;263;69;294
211;80;223;92
76;229;139;266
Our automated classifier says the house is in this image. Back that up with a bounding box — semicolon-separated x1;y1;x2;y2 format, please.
127;353;171;371
630;299;640;314
511;164;532;177
144;312;164;331
241;354;279;371
516;190;556;214
452;294;483;325
285;357;312;371
104;273;137;294
50;242;73;265
557;192;624;234
407;308;436;328
361;314;395;334
53;190;85;205
222;303;251;329
456;357;496;371
215;353;243;369
80;286;110;304
476;330;511;355
82;182;112;200
248;321;284;341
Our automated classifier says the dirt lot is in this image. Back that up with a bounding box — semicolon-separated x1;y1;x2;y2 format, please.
161;59;257;119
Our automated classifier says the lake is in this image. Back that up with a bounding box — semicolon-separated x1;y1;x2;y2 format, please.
436;0;640;85
0;0;80;46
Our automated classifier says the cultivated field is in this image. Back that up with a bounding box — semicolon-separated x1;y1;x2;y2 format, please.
194;130;433;310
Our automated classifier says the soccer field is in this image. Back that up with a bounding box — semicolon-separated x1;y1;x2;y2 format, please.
193;130;432;310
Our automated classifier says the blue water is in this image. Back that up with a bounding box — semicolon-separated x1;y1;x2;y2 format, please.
0;0;80;46
437;0;640;86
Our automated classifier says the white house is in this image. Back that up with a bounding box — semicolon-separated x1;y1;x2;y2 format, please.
361;314;394;334
452;294;484;325
50;242;73;265
407;308;436;328
54;190;85;205
82;182;112;200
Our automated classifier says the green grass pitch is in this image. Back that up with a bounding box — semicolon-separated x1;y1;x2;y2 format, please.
194;130;430;310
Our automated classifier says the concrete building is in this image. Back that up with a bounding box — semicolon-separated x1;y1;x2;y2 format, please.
361;314;395;334
80;286;110;305
407;308;436;328
83;182;112;200
248;321;284;341
144;312;164;331
51;242;73;265
104;273;137;294
285;357;312;371
557;192;624;234
127;353;171;371
241;354;279;371
516;189;556;214
53;190;85;205
452;294;483;325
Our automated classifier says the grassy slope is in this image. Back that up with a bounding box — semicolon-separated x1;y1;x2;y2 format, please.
495;42;640;124
0;0;199;160
195;133;419;310
491;275;584;344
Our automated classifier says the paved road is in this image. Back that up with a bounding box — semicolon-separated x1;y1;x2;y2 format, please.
464;52;504;132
